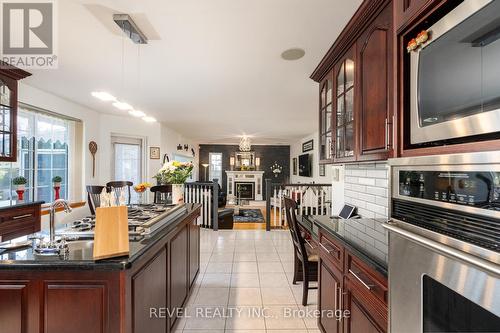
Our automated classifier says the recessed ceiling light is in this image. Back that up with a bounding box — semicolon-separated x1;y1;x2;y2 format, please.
142;116;157;123
112;101;133;111
91;91;116;101
281;48;305;61
129;110;146;118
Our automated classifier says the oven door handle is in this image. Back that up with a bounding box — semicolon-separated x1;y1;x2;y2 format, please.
383;222;500;276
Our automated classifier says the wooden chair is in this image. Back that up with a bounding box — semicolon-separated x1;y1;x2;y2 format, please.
106;181;133;205
86;185;106;215
150;185;172;204
283;196;318;306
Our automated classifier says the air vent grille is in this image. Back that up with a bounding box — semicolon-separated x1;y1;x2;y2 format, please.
392;199;500;252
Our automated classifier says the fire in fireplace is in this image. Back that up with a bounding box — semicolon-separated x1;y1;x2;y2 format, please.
235;182;254;200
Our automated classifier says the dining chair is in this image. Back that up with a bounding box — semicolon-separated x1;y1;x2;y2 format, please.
106;181;133;205
150;185;172;204
283;196;318;306
86;185;106;215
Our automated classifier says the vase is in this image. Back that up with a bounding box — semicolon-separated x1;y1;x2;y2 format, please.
171;184;185;204
137;192;144;205
53;185;61;200
16;189;25;201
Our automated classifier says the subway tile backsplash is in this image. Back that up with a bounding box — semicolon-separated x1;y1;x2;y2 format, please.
344;162;389;219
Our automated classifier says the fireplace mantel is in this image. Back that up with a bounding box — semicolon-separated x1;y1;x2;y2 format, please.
225;170;265;202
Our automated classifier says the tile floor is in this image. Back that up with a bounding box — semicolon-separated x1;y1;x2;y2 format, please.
174;229;320;333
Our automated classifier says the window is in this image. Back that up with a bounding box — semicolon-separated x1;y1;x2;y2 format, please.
112;136;143;203
209;152;222;183
0;107;72;205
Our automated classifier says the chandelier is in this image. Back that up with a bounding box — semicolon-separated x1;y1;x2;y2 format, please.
239;136;251;152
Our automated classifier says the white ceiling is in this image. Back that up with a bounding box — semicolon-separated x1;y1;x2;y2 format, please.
24;0;362;144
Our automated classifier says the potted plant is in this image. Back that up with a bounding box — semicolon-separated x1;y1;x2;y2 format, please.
52;176;62;200
154;161;193;204
13;176;27;201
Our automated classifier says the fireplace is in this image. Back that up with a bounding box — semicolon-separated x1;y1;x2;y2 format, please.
225;170;264;202
235;182;254;200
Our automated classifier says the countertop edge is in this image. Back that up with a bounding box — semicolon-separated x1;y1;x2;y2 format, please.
303;215;388;278
0;204;202;271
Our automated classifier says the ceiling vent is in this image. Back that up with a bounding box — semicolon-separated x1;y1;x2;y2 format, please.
113;14;148;44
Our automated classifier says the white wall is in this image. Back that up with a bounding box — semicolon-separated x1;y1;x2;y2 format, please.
290;131;332;184
160;124;199;181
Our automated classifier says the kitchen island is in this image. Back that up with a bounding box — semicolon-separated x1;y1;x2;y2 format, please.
0;203;202;333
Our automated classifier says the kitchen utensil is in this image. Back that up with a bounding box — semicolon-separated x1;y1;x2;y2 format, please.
89;141;98;177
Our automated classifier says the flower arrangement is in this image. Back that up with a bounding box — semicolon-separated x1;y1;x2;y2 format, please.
154;161;193;184
134;182;152;193
52;176;62;184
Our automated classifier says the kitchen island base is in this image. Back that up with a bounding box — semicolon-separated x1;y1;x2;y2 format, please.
0;204;201;333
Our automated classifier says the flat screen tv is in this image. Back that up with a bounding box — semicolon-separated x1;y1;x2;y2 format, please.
298;153;311;177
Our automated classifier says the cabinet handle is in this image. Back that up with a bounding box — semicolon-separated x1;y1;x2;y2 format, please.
13;214;32;220
349;269;376;290
384;118;390;150
319;242;334;254
304;239;315;250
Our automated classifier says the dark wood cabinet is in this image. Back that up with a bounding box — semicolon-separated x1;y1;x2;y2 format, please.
317;229;387;333
318;257;343;333
333;46;357;163
169;224;189;329
319;73;334;163
132;248;168;333
0;202;42;242
357;3;393;161
394;0;434;32
0;63;31;162
188;217;200;287
343;279;385;333
312;0;394;164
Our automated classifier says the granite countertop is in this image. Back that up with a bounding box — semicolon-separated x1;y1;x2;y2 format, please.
0;203;201;271
300;215;388;277
0;200;45;211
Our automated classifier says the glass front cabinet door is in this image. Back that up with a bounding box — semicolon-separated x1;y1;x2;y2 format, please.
0;66;31;162
0;77;15;161
319;72;333;163
334;47;356;162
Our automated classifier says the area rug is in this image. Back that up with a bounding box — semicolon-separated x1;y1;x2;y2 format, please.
233;209;265;223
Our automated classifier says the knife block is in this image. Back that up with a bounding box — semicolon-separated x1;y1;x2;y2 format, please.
93;206;129;260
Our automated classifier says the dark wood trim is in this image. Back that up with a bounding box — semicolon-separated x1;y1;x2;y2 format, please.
40;201;86;215
310;0;391;83
0;61;31;81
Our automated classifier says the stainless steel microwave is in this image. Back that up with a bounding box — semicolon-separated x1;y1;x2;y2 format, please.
410;0;500;145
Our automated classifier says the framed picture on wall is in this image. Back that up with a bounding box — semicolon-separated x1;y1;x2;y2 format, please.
293;158;297;175
319;164;325;177
302;139;313;152
150;147;161;159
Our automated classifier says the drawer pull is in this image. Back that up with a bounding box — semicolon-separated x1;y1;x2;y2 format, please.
349;269;375;290
304;239;315;249
319;242;334;254
13;214;32;220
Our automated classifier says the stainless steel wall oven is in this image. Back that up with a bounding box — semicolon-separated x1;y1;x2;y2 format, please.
384;152;500;332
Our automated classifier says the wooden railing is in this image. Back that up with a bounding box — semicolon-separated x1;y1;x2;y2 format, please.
265;179;332;231
184;179;219;230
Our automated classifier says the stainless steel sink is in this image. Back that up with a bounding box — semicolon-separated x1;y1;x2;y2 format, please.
66;240;94;260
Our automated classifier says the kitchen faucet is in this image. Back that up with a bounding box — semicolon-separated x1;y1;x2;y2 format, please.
49;199;73;243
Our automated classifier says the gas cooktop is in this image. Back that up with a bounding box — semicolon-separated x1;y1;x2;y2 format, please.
56;204;185;238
